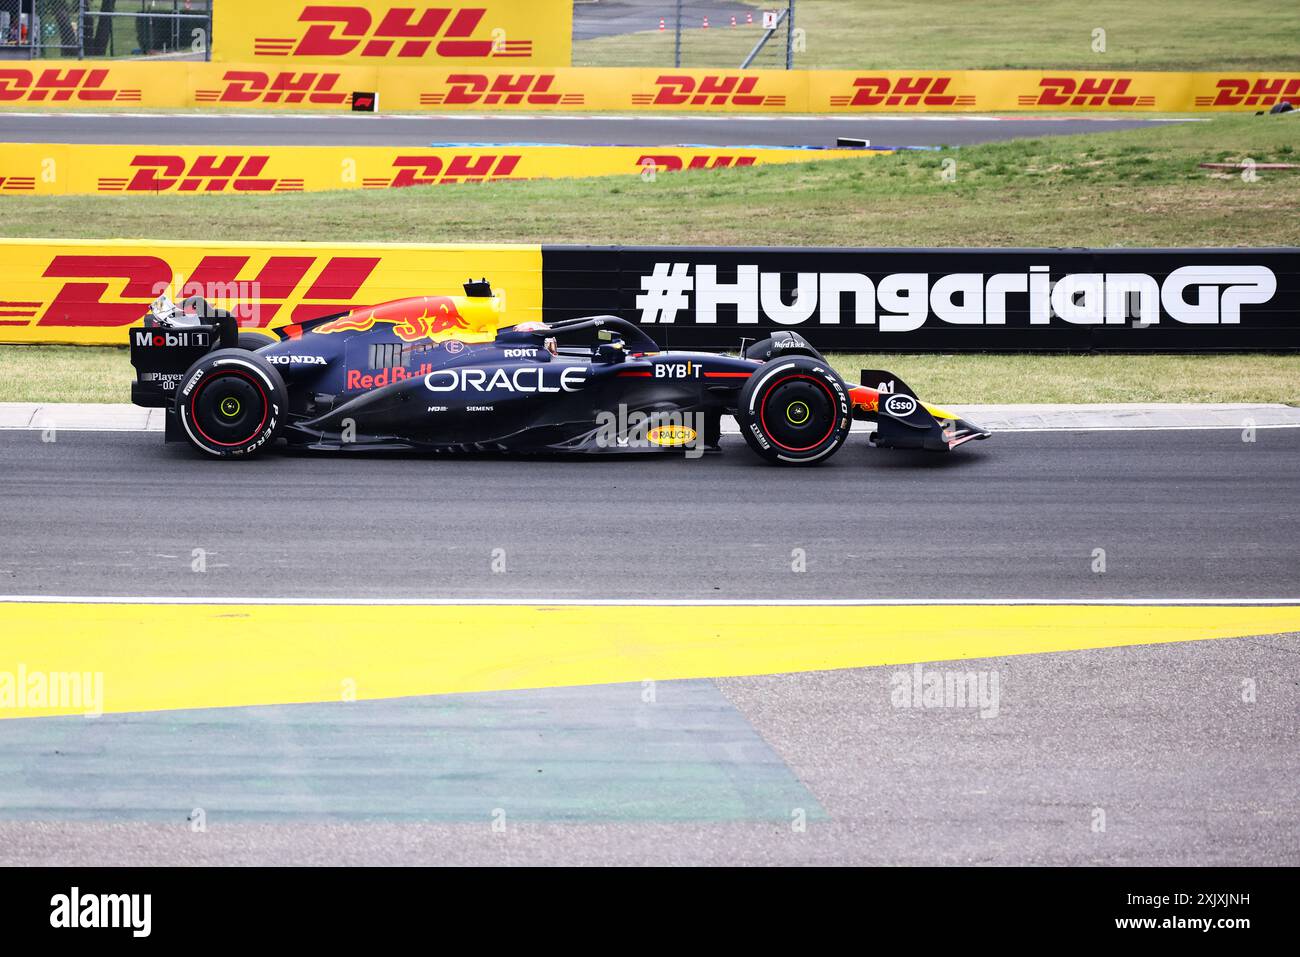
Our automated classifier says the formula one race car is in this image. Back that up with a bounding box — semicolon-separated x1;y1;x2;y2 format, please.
129;280;989;465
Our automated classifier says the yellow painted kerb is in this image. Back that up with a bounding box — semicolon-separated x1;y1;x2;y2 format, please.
1;602;1296;719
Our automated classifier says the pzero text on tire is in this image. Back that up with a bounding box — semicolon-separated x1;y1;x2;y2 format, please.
736;356;852;465
175;349;287;458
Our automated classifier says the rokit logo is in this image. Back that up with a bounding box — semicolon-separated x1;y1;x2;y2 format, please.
255;6;532;59
133;329;211;348
633;263;1279;330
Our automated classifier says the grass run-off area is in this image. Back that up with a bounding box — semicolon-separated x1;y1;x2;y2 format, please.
2;347;1296;407
1;114;1297;248
572;0;1300;71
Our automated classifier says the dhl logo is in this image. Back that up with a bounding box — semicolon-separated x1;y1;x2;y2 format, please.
254;5;531;59
313;297;469;341
636;154;757;171
830;76;975;108
27;255;381;329
0;176;37;193
194;70;349;105
1195;77;1300;107
0;67;141;103
631;74;785;108
98;155;304;194
419;72;584;106
362;154;522;188
1018;77;1156;108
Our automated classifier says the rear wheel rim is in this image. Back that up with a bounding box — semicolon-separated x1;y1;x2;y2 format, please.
191;371;269;447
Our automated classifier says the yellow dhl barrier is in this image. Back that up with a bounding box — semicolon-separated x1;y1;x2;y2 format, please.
0;144;884;197
0;239;542;345
213;0;573;66
2;62;1298;112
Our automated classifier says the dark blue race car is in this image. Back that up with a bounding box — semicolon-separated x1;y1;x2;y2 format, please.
129;279;989;465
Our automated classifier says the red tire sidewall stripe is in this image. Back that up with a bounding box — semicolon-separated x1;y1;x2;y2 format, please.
190;369;270;448
758;373;837;452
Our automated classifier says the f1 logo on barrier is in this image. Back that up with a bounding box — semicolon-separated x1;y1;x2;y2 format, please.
194;70;349;104
632;75;786;108
0;68;141;103
829;76;974;108
101;156;301;194
1196;77;1300;107
29;255;381;328
255;5;532;59
419;72;583;106
364;154;522;188
1019;77;1155;107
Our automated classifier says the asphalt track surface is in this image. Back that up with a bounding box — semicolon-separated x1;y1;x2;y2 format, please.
0;426;1297;864
0;112;1183;148
1;428;1296;600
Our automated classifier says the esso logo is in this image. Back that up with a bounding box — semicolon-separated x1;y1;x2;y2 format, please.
444;339;466;354
884;394;918;417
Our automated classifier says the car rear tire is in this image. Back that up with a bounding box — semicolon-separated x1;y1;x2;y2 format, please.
175;349;287;458
736;356;851;465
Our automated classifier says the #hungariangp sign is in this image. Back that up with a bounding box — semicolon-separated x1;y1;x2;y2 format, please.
540;247;1300;352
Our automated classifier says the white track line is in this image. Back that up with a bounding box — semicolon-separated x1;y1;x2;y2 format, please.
2;111;1206;123
1;595;1297;607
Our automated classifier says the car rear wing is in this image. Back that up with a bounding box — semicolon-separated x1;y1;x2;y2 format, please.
128;295;237;408
851;369;991;452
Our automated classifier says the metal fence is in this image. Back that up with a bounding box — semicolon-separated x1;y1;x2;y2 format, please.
572;0;798;69
0;0;211;60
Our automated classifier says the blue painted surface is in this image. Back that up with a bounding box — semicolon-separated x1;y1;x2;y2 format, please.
0;680;823;824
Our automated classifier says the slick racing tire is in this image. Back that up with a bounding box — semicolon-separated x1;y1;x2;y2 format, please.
737;356;851;466
236;331;276;352
175;349;287;458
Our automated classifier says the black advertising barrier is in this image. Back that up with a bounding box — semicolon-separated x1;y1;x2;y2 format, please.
540;246;1300;352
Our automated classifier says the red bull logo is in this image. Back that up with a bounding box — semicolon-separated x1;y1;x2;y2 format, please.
314;297;469;341
346;362;435;390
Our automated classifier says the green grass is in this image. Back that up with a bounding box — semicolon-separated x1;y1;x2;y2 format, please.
1;114;1296;247
574;0;1300;70
0;345;129;403
1;346;1295;405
